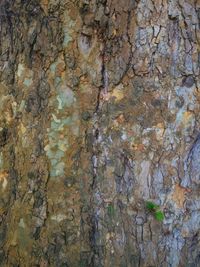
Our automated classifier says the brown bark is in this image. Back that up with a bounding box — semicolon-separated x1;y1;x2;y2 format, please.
0;0;199;266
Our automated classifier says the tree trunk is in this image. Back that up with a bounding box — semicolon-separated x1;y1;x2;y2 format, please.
0;0;200;266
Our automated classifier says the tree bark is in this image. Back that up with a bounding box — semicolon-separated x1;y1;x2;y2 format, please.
0;0;200;266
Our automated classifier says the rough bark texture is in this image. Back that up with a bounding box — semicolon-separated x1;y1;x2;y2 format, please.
0;0;200;266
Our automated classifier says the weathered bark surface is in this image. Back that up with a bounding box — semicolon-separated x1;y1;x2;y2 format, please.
0;0;200;266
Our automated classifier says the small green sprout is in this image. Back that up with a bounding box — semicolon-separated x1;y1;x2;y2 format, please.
146;201;159;211
146;201;164;222
154;210;165;221
107;203;115;218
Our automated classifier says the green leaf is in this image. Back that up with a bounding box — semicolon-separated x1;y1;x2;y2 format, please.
146;201;159;211
154;210;164;221
107;203;115;218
